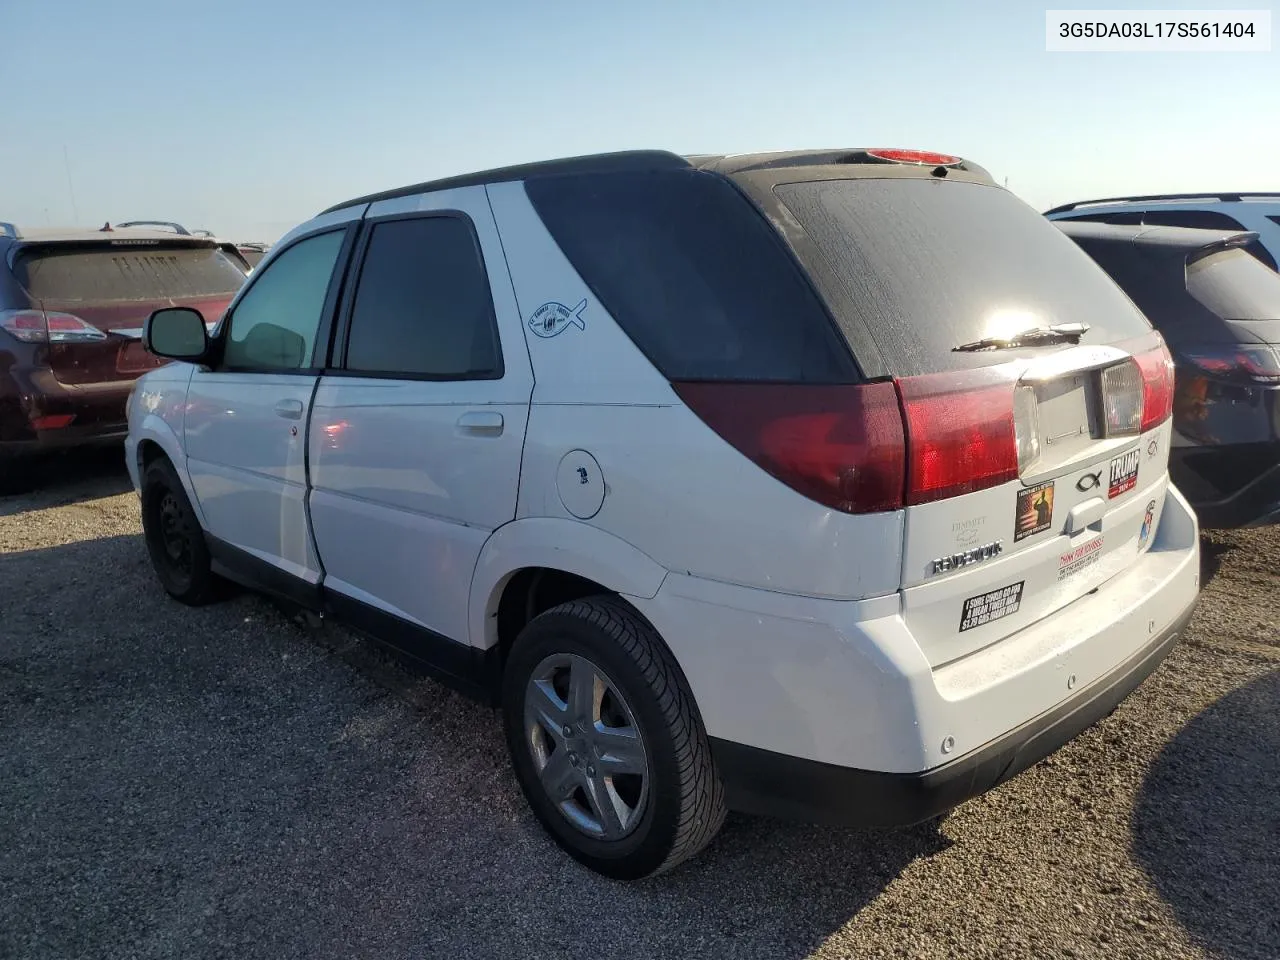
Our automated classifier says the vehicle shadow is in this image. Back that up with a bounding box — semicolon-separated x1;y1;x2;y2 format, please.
0;532;939;960
1131;668;1280;960
0;447;132;517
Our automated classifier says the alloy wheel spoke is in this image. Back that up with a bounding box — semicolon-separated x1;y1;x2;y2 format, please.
539;748;580;803
568;658;599;725
526;679;570;742
591;725;645;776
583;773;628;839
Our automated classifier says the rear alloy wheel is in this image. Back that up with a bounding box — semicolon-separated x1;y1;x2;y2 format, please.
141;458;221;605
503;596;726;879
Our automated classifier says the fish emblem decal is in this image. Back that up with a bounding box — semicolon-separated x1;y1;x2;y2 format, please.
528;298;587;338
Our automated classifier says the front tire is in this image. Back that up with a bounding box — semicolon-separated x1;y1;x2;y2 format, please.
502;596;726;880
140;457;221;606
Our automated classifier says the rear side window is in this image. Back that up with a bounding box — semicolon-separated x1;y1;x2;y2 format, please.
15;245;246;301
1187;247;1280;320
775;179;1152;375
525;170;858;382
343;215;501;378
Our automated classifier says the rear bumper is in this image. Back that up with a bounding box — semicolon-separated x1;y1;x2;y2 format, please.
0;365;134;458
631;485;1201;824
710;602;1193;826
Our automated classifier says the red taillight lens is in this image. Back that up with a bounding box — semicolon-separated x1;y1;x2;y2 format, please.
32;414;76;430
865;148;962;166
1134;343;1175;432
895;370;1019;504
673;382;906;514
1180;344;1280;386
0;309;106;344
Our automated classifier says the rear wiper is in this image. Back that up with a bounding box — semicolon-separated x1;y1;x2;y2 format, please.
952;322;1090;352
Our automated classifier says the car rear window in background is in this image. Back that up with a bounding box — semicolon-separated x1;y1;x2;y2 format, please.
775;179;1153;375
1187;247;1280;320
525;170;859;382
15;244;248;303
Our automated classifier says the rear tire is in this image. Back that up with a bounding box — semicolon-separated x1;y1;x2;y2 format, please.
502;596;726;880
140;457;222;606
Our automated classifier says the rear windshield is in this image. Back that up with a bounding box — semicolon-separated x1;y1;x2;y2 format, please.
525;170;859;382
773;179;1153;375
1187;247;1280;320
15;244;247;303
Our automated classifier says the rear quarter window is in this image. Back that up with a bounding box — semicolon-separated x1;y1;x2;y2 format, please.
772;179;1153;376
525;170;859;382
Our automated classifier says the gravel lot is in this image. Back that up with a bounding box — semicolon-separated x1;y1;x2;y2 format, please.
2;452;1277;960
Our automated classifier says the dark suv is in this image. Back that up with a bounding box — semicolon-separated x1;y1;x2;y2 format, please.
1055;219;1280;527
0;222;249;482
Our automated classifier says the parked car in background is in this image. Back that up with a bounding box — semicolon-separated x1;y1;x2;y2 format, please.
1045;193;1280;271
1055;219;1280;527
128;148;1200;879
0;221;250;487
234;242;270;268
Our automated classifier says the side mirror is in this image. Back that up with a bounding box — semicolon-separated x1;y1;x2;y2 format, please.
145;307;209;361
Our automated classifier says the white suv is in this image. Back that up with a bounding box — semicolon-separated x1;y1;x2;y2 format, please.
127;148;1201;879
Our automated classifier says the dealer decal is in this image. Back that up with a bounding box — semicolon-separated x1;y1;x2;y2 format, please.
959;581;1025;633
1014;481;1055;541
1059;536;1104;581
1108;448;1140;498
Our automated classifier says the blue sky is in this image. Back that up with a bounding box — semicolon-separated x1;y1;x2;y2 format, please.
2;0;1276;241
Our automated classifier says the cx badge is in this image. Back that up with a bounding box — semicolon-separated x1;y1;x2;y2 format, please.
1076;470;1103;493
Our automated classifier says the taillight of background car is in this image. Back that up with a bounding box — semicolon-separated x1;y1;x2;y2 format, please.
1178;345;1280;385
0;309;108;343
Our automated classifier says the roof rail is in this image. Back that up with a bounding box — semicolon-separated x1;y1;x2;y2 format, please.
1046;192;1280;215
320;150;692;215
115;220;193;236
0;221;19;238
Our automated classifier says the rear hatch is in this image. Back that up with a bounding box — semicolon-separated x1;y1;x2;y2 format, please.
745;170;1175;666
6;239;247;384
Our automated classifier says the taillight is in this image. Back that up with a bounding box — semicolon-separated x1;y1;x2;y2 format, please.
1180;344;1280;386
1099;359;1144;437
672;382;906;514
895;370;1019;504
1134;342;1176;432
0;309;107;344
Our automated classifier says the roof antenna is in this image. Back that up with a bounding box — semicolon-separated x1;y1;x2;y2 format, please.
100;222;113;232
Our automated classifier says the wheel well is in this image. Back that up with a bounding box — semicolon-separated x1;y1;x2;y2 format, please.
137;439;166;473
496;568;615;659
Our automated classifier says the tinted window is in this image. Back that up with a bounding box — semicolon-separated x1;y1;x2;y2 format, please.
775;179;1152;375
344;216;501;378
526;170;857;382
16;245;246;301
223;230;344;370
1187;247;1280;320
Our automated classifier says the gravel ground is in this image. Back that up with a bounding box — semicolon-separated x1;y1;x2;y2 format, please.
1;452;1277;960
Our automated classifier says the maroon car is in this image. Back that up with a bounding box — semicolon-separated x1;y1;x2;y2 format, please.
0;223;249;485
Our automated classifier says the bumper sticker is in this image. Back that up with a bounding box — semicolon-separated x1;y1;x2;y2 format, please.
1059;535;1104;581
959;581;1025;633
1015;481;1055;541
1108;448;1140;498
1139;499;1157;548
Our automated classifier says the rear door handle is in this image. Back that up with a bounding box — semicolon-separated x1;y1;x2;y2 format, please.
274;399;304;420
456;411;504;436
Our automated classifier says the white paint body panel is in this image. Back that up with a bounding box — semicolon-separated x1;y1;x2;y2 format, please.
307;186;533;644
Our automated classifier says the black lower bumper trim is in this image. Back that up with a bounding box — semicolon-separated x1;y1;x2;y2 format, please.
709;603;1196;828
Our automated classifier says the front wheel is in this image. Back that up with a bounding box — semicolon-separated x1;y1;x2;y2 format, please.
140;458;222;606
502;596;726;880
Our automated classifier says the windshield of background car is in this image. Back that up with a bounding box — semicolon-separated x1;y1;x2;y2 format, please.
1186;246;1280;320
772;178;1155;375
